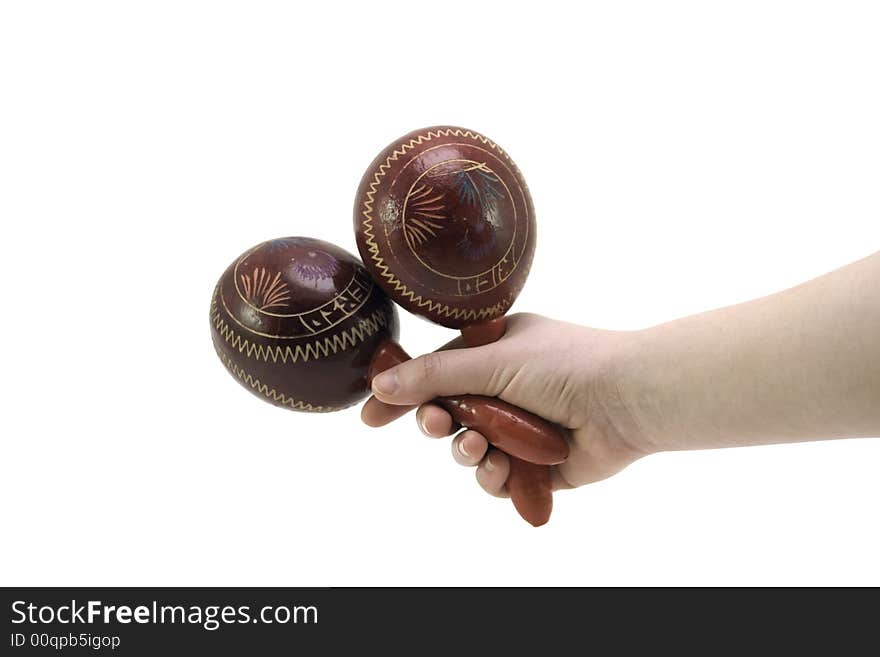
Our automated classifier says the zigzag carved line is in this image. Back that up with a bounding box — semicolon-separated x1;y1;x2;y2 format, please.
361;128;514;322
211;286;389;365
213;344;344;413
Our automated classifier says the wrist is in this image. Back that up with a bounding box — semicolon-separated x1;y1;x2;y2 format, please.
617;313;751;454
611;326;676;455
573;327;666;458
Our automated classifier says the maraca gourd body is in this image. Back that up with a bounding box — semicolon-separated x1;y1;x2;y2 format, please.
355;126;569;526
353;126;534;331
210;237;398;412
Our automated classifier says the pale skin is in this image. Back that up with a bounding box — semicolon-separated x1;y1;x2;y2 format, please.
362;252;880;499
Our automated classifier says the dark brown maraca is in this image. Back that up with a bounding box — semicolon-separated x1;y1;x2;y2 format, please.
354;125;534;330
210;236;566;525
354;126;569;526
210;237;398;412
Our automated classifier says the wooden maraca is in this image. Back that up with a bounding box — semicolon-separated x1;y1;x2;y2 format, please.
354;126;569;526
210;236;566;525
210;236;399;412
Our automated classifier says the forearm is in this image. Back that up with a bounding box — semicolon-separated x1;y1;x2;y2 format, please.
622;252;880;452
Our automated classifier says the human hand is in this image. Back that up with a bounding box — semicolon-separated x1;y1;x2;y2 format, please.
362;252;880;509
361;313;653;499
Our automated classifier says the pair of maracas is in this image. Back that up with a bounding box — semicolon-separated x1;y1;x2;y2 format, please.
210;127;569;526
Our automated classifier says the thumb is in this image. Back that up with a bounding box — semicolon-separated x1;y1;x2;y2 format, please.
371;345;505;405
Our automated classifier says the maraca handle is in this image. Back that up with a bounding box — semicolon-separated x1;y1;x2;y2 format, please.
368;338;567;527
432;396;567;465
458;317;559;528
507;455;554;527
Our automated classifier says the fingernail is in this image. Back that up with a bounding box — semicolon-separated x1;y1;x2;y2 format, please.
457;439;470;458
484;454;495;472
372;371;399;396
417;412;430;436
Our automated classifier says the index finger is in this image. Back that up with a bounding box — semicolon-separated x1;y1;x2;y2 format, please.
359;334;468;427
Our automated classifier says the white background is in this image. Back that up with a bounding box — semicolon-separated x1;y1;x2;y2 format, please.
2;1;878;586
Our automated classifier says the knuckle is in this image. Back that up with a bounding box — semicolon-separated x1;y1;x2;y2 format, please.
420;352;444;381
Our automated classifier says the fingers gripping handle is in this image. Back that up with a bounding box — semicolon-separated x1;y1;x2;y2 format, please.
367;329;569;527
366;342;569;464
432;397;568;465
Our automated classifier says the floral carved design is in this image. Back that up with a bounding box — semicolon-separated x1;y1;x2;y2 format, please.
240;267;291;311
403;183;446;246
